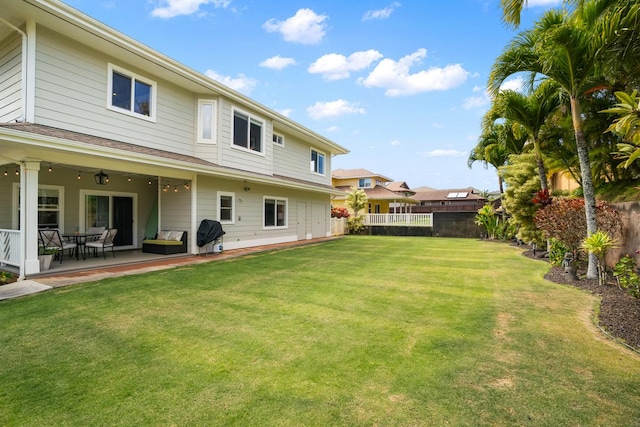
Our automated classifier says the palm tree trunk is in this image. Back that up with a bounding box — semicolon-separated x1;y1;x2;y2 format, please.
533;139;548;191
571;96;598;279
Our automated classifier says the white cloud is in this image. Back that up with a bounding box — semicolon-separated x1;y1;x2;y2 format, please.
363;2;401;21
151;0;230;18
432;123;445;129
308;50;383;81
500;77;525;92
326;125;340;132
358;48;469;96
306;99;366;119
263;9;328;45
421;149;467;157
205;70;257;94
390;140;400;146
260;55;297;70
463;92;489;110
279;108;293;117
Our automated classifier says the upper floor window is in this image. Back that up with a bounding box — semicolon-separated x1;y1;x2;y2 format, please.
107;64;156;121
272;132;284;146
359;178;372;188
310;149;325;175
217;191;235;224
233;109;264;154
197;99;217;144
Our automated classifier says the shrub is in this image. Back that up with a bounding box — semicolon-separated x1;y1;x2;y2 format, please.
534;198;623;260
347;216;365;234
582;230;617;286
613;255;640;298
331;207;350;218
548;238;569;267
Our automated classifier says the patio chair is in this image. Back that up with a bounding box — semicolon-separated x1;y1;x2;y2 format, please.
86;226;106;241
39;229;78;263
85;228;117;260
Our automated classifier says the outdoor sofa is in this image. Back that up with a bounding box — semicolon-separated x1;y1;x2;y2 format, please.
142;231;187;255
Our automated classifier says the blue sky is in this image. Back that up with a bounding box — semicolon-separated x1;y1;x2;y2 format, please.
65;0;561;191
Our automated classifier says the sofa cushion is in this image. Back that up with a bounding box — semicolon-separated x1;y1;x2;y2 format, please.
142;239;183;246
157;230;171;240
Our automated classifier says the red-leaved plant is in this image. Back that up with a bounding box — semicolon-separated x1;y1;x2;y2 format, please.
534;198;622;259
331;206;350;218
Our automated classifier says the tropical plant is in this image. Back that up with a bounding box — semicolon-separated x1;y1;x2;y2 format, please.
582;230;617;285
499;153;545;246
534;198;622;261
468;121;527;194
475;204;500;239
601;90;640;168
483;80;565;191
345;186;368;234
488;2;634;278
613;255;640;298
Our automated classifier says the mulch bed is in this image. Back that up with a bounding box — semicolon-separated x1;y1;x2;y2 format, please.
523;248;640;350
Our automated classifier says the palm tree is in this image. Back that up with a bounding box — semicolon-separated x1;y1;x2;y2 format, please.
489;4;617;278
500;0;583;28
468;121;527;194
483;80;564;191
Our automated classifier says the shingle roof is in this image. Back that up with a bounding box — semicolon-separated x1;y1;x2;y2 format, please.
411;187;486;202
334;185;418;203
332;168;392;182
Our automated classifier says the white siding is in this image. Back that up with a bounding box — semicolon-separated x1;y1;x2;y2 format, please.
217;99;273;175
196;175;330;249
272;131;332;186
0;35;23;123
160;188;191;236
33;27;196;156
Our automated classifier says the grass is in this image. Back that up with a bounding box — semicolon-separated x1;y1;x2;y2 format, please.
1;236;640;426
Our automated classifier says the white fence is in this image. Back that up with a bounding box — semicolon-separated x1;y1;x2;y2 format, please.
0;229;21;267
364;213;433;227
331;218;348;236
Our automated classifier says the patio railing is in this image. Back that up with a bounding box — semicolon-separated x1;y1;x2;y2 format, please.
0;229;21;267
364;213;433;227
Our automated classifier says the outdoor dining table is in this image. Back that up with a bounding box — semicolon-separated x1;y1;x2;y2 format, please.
62;233;103;260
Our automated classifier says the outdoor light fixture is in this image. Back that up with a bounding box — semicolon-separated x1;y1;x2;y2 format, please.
94;170;109;185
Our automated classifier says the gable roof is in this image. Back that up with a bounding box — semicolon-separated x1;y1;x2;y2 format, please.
386;181;412;192
332;168;393;182
334;185;417;203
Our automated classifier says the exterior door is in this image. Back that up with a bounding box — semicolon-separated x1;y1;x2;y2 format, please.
113;196;133;246
297;202;306;240
311;203;326;238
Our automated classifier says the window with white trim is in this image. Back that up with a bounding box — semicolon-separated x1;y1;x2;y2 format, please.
233;108;264;153
272;132;284;146
107;63;156;121
310;149;325;175
12;184;65;230
264;197;287;228
197;99;217;144
359;178;372;188
217;191;235;224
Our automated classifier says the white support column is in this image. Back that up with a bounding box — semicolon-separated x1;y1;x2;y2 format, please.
190;174;198;255
21;161;40;277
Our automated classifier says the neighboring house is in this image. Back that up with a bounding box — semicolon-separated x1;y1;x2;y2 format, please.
331;168;417;214
0;0;348;278
410;187;487;213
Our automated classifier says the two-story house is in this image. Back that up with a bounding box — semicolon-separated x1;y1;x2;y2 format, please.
0;0;349;278
331;168;416;214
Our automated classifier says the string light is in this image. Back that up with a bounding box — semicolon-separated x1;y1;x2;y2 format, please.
3;168;7;176
174;186;178;193
15;167;19;176
77;171;81;180
148;178;152;185
128;175;131;182
48;163;52;172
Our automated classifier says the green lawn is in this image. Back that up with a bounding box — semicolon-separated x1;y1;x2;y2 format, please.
1;236;639;426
